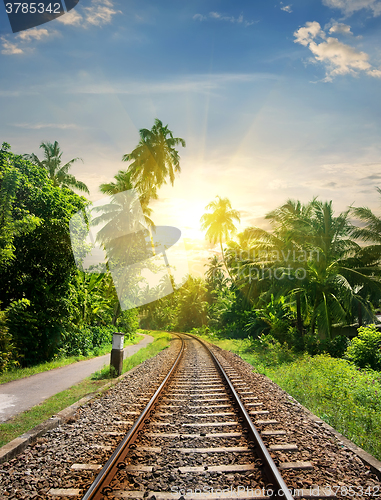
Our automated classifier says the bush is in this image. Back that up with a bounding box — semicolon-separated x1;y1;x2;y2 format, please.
264;353;381;459
0;305;17;373
345;325;381;370
117;309;139;333
302;333;349;358
243;334;295;368
58;325;116;357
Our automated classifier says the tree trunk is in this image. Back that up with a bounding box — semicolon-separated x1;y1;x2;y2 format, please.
112;301;121;326
220;239;233;282
296;292;303;336
358;302;363;328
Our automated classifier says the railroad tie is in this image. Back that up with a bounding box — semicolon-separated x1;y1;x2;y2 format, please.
279;461;313;470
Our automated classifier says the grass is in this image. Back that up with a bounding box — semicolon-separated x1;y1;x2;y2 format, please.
0;332;142;385
265;355;381;461
193;331;381;461
0;331;173;449
0;378;106;448
90;331;173;380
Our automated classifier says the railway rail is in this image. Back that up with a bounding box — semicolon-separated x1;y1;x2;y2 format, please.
2;334;381;500
71;335;318;499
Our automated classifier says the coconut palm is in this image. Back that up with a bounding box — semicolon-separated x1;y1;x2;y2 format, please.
99;169;154;227
234;200;313;335
200;196;240;279
244;199;381;339
122;118;186;204
351;187;381;262
26;141;89;194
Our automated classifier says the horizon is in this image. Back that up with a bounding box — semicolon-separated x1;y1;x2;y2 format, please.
1;0;381;274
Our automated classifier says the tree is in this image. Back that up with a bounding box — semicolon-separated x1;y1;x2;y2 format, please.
0;147;41;269
26;141;89;194
351;189;381;325
351;188;381;264
122;118;186;204
0;145;87;365
200;196;240;279
240;199;381;340
99;169;153;226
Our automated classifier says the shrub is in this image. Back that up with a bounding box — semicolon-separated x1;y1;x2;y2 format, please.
345;325;381;370
302;333;349;358
0;305;17;373
58;325;116;357
117;309;139;333
245;334;295;368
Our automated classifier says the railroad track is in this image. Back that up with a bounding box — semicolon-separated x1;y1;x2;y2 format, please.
50;334;333;500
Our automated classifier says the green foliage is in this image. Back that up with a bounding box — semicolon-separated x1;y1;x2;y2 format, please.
123;118;186;205
5;298;59;366
200;196;240;280
265;354;381;460
91;331;171;380
223;198;381;342
300;333;349;358
67;271;117;327
58;325;117;357
243;334;295;368
345;325;381;370
176;277;208;330
0;304;17;372
0;155;41;269
117;308;139;333
140;276;208;332
25;140;89;193
0;145;88;365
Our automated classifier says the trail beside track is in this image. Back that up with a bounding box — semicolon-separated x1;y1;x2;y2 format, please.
0;334;153;423
0;334;380;500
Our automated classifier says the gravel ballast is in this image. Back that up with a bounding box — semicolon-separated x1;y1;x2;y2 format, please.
0;335;380;499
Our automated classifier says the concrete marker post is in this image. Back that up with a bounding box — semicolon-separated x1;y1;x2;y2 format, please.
110;332;125;376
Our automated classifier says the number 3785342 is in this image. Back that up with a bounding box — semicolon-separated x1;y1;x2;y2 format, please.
5;3;61;14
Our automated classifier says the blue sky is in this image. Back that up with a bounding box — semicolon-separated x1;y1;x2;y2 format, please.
1;0;381;273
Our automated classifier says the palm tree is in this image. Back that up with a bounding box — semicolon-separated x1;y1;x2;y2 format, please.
200;196;240;279
122;118;186;204
351;188;381;260
245;199;381;339
26;141;89;194
234;200;313;335
99;169;153;227
205;255;225;289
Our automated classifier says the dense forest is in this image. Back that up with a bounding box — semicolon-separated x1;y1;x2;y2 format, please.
0;119;186;371
1;120;381;375
142;194;381;370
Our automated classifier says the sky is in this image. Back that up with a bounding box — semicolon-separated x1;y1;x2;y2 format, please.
1;0;381;276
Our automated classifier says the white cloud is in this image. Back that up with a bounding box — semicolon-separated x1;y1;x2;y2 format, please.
1;27;58;56
1;37;23;55
193;11;255;27
57;10;83;26
294;21;325;46
83;0;121;27
69;73;279;95
329;22;353;34
1;0;121;55
13;123;80;129
294;21;381;81
17;28;53;41
280;4;293;13
57;0;120;28
322;0;381;17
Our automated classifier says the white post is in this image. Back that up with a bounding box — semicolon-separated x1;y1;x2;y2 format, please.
110;332;125;376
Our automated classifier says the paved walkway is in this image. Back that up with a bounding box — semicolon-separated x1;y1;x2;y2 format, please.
0;334;154;423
